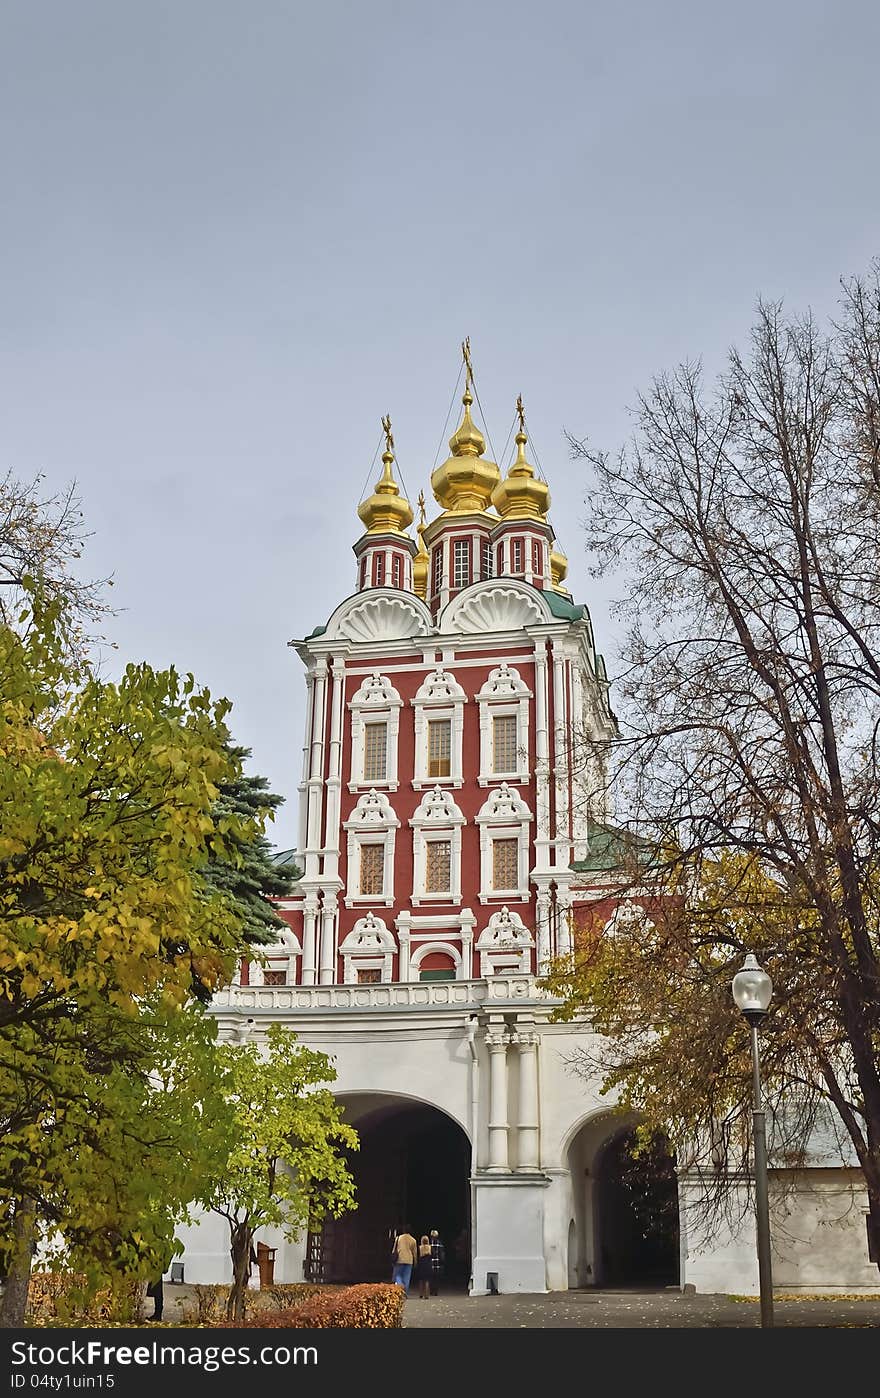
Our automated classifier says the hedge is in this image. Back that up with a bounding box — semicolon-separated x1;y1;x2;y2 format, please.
181;1282;339;1325
229;1283;404;1329
26;1273;143;1325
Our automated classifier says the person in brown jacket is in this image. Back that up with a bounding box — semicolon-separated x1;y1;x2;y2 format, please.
391;1227;418;1293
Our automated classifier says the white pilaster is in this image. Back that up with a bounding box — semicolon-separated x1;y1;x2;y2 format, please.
318;892;337;985
513;1028;540;1171
302;897;319;985
486;1022;510;1171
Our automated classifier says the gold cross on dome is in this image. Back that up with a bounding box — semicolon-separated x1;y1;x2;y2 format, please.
516;394;526;434
381;414;394;453
461;336;473;389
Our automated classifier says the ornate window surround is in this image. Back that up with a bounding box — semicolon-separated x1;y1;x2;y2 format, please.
476;905;534;976
339;911;397;984
409;786;466;905
243;925;303;986
476;663;533;786
348;672;403;792
476;782;533;904
343;788;399;908
395;908;476;981
412;667;467;789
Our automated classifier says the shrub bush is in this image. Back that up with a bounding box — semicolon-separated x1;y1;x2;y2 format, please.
180;1281;339;1324
26;1273;143;1325
231;1283;404;1329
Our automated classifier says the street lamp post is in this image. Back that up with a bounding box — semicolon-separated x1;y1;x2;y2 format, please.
732;952;774;1329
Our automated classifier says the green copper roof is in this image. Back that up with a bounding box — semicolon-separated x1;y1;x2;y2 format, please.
540;589;585;621
305;624;327;639
571;822;654;874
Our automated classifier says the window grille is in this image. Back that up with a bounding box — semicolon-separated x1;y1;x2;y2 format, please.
492;714;518;773
511;539;523;573
391;554;402;588
425;840;452;893
492;838;519;890
359;844;384;895
432;547;443;596
481;541;493;580
363;722;388;782
357;967;382;984
453;539;470;589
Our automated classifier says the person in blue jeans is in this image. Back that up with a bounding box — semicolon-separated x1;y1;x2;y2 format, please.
391;1228;418;1293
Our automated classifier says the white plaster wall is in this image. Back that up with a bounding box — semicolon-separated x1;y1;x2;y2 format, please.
471;1181;548;1294
770;1170;876;1291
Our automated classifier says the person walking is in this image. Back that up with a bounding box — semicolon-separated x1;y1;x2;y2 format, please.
391;1227;418;1294
416;1235;433;1299
429;1229;446;1296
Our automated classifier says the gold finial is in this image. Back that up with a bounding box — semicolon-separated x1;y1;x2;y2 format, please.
417;489;426;527
462;336;473;392
516;393;526;435
381;413;394;455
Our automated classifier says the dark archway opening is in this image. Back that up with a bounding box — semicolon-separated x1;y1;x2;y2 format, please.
306;1102;471;1285
594;1128;680;1287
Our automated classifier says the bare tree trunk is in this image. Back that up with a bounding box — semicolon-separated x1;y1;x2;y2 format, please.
0;1198;36;1328
226;1222;253;1323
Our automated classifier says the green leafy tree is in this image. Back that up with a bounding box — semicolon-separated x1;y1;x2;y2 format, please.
204;1023;357;1321
0;597;264;1321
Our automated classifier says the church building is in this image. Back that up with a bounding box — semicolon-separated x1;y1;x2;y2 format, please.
179;353;877;1296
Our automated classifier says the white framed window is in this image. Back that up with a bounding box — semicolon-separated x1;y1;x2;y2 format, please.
375;553;385;586
432;546;443;597
453;538;470;589
391;554;402;589
343;788;399;907
532;539;542;576
410;786;465;904
349;672;402;792
512;539;523;573
339;911;397;984
476;782;533;903
395;908;476;982
477;664;532;786
363;721;387;782
360;557;368;590
412;668;467;788
481;541;493;580
476;906;534;976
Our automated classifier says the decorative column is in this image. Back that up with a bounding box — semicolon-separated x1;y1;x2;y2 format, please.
318;892;336;985
301;895;319;986
322;659;345;876
555;890;573;958
551;642;571;868
306;659;328;861
486;1021;511;1171
513;1028;540;1171
535;888;552;975
396;913;412;982
460;907;476;980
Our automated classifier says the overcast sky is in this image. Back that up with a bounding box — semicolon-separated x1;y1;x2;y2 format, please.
2;0;878;850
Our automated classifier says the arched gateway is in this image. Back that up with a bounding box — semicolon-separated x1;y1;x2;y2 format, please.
305;1095;471;1285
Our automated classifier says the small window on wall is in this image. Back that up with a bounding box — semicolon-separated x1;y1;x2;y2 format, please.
363;722;388;782
496;543;504;575
492;837;519;890
425;840;452;893
359;844;385;896
357;967;382;984
481;541;493;580
511;539;524;573
263;965;287;986
391;554;402;589
453;539;470;589
432;546;443;596
360;557;367;589
492;714;518;774
375;553;385;586
428;719;452;778
532;539;542;575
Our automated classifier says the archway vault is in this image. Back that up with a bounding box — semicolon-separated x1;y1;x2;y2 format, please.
307;1093;472;1286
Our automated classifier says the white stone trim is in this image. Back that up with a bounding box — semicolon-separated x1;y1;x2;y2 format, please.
476;906;534;976
343;788;399;907
410;940;463;976
322;589;433;644
395;908;476;981
476;663;532;786
348;671;403;792
409;786;466;904
339;911;396;984
412;667;467;788
476;783;533;903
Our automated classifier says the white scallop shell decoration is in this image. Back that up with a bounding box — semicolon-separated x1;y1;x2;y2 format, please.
443;584;549;635
335;595;432;643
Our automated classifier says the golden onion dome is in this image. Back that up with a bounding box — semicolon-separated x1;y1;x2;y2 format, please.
357;419;414;536
430;385;501;514
413;491;429;599
491;398;550;521
550;544;569;592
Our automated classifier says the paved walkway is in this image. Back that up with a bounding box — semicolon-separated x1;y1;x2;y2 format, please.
401;1287;880;1328
155;1282;880;1328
